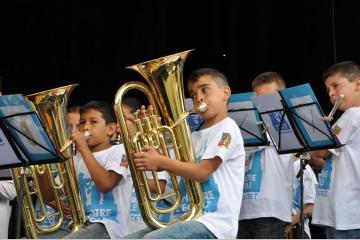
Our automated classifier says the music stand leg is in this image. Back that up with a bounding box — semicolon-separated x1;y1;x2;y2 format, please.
298;154;310;239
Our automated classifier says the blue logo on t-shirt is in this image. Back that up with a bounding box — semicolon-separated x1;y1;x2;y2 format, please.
129;189;142;223
195;155;220;213
157;177;189;222
202;176;220;213
316;155;333;197
243;150;263;199
78;173;119;223
292;178;301;211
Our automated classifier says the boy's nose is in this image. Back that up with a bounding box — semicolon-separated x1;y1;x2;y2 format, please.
83;122;90;130
195;95;204;104
328;88;335;98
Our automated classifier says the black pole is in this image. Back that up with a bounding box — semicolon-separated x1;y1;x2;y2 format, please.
298;153;310;239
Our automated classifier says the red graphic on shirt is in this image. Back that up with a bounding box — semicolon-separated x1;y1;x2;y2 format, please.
218;133;231;149
333;125;342;136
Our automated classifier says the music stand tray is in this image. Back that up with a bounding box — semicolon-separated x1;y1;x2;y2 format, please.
0;94;66;169
228;92;269;147
185;94;270;147
251;83;341;154
251;83;342;239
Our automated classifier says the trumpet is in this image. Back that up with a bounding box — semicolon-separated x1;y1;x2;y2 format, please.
322;94;344;122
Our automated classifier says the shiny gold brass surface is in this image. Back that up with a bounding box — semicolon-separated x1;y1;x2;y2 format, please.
11;84;86;238
114;50;203;229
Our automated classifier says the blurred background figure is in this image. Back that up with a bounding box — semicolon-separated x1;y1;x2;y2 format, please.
67;105;81;133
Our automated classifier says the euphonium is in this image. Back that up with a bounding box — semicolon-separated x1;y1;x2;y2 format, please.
114;49;204;229
11;84;86;238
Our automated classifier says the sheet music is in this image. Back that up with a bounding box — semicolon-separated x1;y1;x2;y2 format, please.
251;92;303;151
281;83;338;148
0;128;23;165
1;105;53;158
228;93;268;146
289;96;329;142
0;94;61;166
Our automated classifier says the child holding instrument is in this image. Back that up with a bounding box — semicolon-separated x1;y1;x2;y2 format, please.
310;61;360;239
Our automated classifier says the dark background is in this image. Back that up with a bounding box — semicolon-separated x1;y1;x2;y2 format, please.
1;0;360;114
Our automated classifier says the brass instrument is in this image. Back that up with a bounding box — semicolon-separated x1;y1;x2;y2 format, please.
11;84;86;238
114;50;204;229
322;94;345;122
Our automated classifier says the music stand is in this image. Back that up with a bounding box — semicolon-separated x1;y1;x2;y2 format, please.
185;95;269;147
228;92;269;147
251;83;342;238
0;169;12;180
0;94;66;238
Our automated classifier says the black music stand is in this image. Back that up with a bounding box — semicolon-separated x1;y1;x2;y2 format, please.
0;94;66;238
251;83;342;239
228;92;269;147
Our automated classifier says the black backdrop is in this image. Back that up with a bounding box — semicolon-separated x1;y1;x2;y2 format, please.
1;0;360;114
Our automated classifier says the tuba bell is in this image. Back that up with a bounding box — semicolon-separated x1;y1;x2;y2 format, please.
114;49;204;229
11;84;86;238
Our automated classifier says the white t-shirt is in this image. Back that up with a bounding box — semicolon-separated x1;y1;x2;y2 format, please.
74;144;132;238
312;107;360;230
127;170;167;234
153;174;189;223
192;117;245;239
239;144;294;223
292;159;317;238
0;180;16;239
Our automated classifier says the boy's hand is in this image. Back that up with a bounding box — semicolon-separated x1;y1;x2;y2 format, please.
71;131;89;153
125;104;161;138
124;111;137;138
47;199;71;217
283;213;300;238
133;145;164;171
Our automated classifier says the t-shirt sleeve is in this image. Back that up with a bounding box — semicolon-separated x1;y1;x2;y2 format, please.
303;165;318;205
201;123;243;163
103;145;128;180
329;109;359;155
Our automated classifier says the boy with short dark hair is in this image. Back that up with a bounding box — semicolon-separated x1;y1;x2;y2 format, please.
42;101;132;239
310;61;360;238
70;100;131;238
237;71;294;239
127;67;245;239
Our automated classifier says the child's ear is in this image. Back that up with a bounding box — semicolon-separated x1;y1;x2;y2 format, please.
223;86;231;100
355;77;360;91
107;123;117;137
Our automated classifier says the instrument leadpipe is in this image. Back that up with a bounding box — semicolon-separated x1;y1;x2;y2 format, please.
329;94;344;119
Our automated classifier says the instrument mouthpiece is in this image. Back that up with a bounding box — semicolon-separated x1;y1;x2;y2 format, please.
196;102;208;113
84;131;91;140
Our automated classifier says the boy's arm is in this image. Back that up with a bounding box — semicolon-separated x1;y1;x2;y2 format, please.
284;203;314;237
73;132;122;193
78;147;122;193
147;179;166;193
310;149;331;159
134;146;221;183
